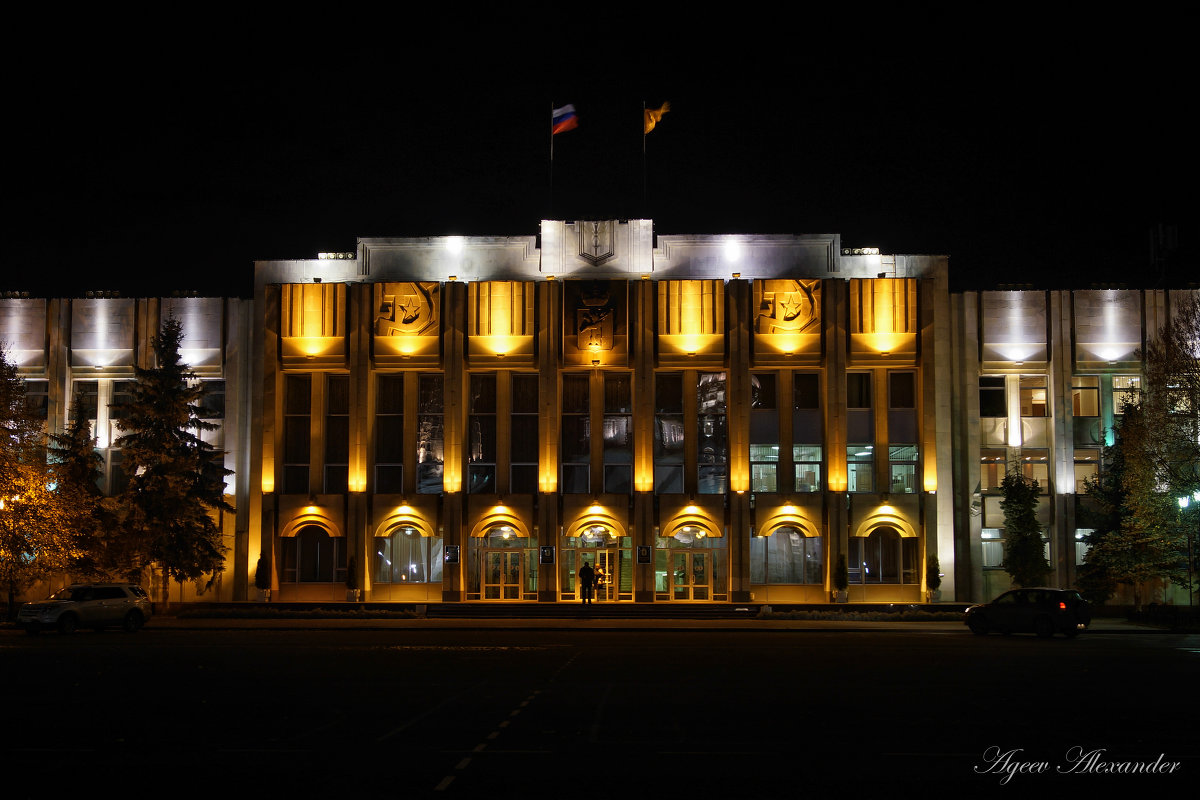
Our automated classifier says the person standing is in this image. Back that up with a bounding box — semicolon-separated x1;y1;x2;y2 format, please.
579;560;595;605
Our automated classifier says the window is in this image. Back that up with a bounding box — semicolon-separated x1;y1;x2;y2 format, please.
375;374;404;493
1074;529;1093;567
1020;449;1050;491
889;371;915;409
888;445;918;494
603;373;632;493
1112;375;1140;415
848;527;918;584
793;373;820;410
510;374;539;494
697;372;727;494
979;376;1006;417
654;373;684;494
793;445;822;492
846;445;873;492
416;374;444;494
980;448;1006;493
325;374;349;493
1074;448;1099;493
750;528;824;584
283;374;311;494
750;374;779;493
981;529;1003;568
23;379;48;420
561;373;590;493
375;529;444;584
1020;376;1047;417
468;373;497;494
282;526;346;583
1071;376;1099;417
846;373;872;408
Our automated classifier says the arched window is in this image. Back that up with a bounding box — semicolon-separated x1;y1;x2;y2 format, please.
750;526;824;584
374;528;443;584
282;525;346;583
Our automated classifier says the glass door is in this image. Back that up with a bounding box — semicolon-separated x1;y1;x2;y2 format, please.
593;549;618;602
483;550;523;600
671;551;711;600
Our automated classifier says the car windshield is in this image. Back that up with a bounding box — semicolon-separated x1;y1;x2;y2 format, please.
49;587;92;601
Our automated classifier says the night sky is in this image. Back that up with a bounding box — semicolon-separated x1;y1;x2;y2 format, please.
8;20;1194;299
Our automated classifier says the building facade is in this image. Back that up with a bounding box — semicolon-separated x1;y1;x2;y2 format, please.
3;220;1194;605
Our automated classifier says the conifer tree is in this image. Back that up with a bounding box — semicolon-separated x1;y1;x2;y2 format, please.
999;470;1050;587
47;393;115;578
114;317;231;610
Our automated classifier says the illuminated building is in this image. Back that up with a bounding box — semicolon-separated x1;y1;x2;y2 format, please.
3;221;1195;604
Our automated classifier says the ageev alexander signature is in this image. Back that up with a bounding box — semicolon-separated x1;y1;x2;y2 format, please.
974;746;1182;784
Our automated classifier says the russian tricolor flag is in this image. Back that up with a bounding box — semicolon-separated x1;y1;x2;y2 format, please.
552;104;578;135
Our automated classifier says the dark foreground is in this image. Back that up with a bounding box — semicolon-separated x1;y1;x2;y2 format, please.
2;627;1195;798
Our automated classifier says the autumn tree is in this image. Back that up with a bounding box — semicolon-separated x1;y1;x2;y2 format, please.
1140;291;1200;502
999;470;1050;587
0;348;84;616
114;317;231;611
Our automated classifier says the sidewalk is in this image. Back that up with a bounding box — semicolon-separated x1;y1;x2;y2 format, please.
137;614;1171;634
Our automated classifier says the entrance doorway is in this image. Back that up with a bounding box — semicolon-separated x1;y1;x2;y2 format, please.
579;549;618;602
670;551;711;600
482;550;523;600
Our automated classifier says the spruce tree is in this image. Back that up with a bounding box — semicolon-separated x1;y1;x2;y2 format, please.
999;470;1051;587
114;317;231;610
47;393;114;578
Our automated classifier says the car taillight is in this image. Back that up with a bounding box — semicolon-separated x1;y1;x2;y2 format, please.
1059;601;1067;609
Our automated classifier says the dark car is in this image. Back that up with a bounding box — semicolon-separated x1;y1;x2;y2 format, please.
965;587;1090;638
17;583;153;634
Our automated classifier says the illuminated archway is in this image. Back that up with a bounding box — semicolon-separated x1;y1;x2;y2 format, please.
852;508;918;539
373;505;436;540
659;505;721;542
564;504;628;542
758;506;822;539
467;504;532;540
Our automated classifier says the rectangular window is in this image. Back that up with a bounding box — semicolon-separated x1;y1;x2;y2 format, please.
510;374;539;494
793;445;822;492
561;373;590;493
654;373;684;494
1020;376;1047;417
1074;448;1099;493
375;374;404;494
980;448;1006;493
283;374;311;494
888;445;918;494
981;528;1004;568
847;445;874;492
889;372;915;409
23;379;49;420
1020;449;1050;491
468;373;497;494
416;374;444;494
1112;375;1140;415
792;373;822;450
979;376;1006;417
697;372;728;494
324;374;349;493
846;373;872;408
1071;375;1099;417
603;373;633;494
751;373;779;494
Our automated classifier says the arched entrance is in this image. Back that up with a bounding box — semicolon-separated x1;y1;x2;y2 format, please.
656;507;726;602
467;505;535;601
562;507;631;602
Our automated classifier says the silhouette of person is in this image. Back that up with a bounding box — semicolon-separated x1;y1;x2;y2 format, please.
579;561;595;605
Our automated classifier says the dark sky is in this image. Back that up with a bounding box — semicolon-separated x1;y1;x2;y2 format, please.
8;20;1194;298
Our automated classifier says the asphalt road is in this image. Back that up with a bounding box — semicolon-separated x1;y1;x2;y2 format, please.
3;627;1196;798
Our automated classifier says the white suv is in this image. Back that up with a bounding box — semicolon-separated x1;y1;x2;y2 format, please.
18;583;153;634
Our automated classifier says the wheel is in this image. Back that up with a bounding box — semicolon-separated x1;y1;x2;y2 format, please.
57;614;78;635
23;627;41;636
1034;616;1054;638
967;615;990;635
122;611;144;633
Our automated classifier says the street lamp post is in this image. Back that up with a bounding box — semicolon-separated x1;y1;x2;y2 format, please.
1180;491;1200;607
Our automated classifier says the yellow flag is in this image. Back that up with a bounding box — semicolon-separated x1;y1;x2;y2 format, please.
643;102;671;134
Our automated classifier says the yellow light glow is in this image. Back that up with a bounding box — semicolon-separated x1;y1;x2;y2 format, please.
261;471;274;493
827;474;847;492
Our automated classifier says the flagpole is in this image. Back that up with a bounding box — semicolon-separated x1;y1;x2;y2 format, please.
549;101;555;218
